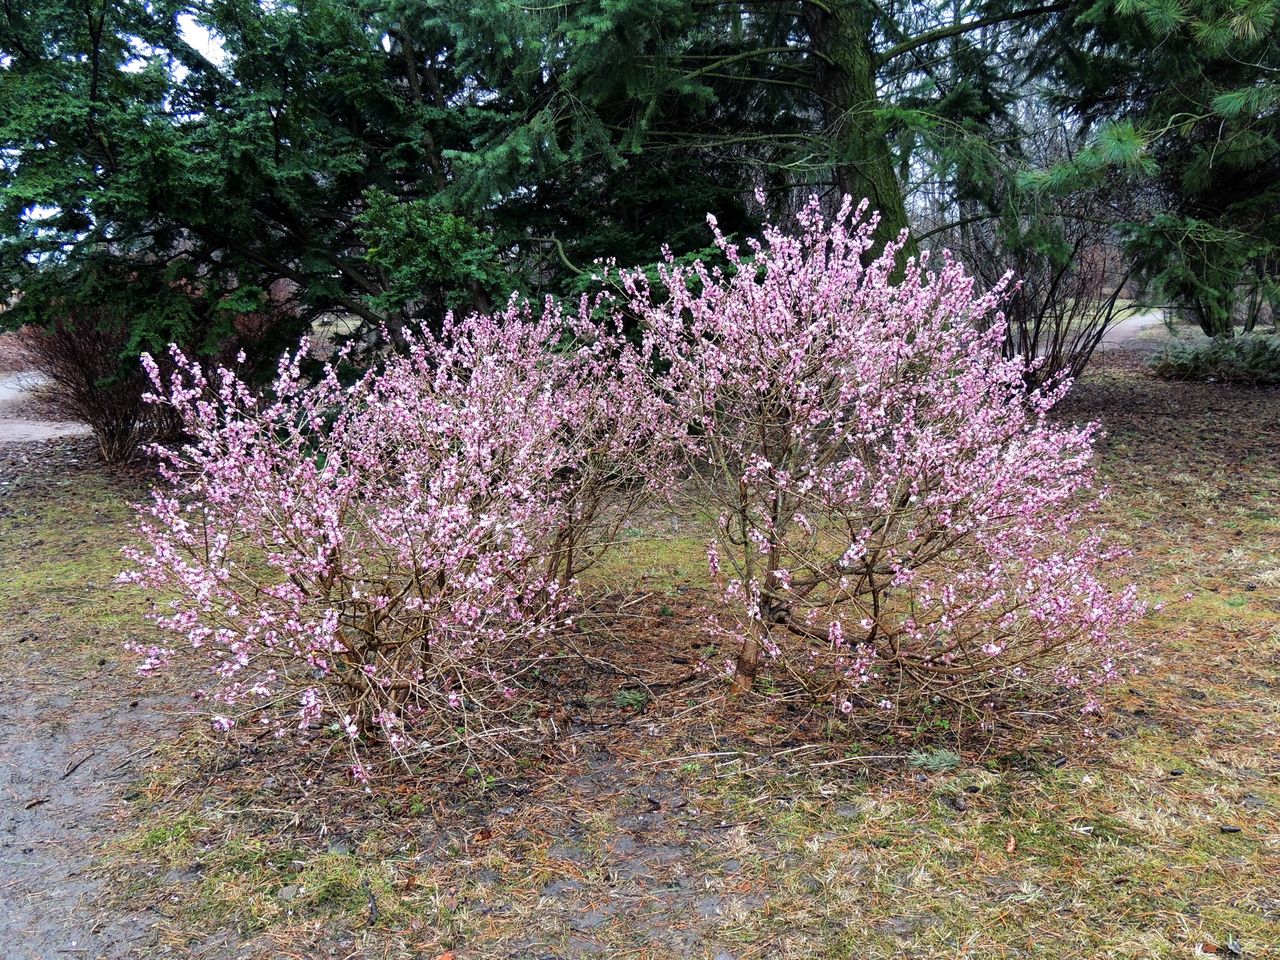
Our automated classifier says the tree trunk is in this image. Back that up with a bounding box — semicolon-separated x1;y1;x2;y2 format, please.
805;0;912;252
732;622;764;694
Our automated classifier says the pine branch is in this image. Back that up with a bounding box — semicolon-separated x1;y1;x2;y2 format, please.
876;2;1069;66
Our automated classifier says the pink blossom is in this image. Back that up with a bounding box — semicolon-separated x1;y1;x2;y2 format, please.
124;295;676;760
625;195;1145;717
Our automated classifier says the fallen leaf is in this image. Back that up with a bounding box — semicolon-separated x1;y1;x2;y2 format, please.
1005;835;1017;854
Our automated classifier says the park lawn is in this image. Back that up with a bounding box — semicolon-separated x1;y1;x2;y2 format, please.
1;356;1276;959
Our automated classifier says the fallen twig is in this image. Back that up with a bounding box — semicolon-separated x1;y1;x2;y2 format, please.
361;877;379;927
62;749;96;779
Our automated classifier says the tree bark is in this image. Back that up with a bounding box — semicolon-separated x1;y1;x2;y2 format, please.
805;0;912;252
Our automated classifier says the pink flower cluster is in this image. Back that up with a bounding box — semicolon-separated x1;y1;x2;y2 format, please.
623;196;1145;717
123;296;671;760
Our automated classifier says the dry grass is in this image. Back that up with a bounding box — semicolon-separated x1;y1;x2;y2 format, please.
1;357;1277;959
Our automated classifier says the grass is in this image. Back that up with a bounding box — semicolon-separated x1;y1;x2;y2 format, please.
0;454;153;656
586;523;710;592
2;357;1277;958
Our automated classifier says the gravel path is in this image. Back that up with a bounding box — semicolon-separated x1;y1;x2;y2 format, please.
0;657;172;958
1097;308;1170;353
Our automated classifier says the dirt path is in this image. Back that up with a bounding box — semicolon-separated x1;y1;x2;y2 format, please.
0;372;92;444
1097;307;1170;353
0;660;174;958
0;439;176;959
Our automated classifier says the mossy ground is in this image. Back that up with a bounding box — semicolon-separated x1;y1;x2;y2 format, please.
2;356;1276;959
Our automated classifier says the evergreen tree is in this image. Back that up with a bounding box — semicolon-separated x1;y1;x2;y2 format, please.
0;0;502;354
444;0;1076;251
1051;0;1280;335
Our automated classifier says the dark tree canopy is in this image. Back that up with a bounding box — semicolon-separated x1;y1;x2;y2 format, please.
2;0;1276;375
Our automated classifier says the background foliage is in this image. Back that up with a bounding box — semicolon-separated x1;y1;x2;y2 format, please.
2;0;1277;393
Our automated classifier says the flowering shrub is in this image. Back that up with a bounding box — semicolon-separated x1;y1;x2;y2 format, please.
125;198;1145;759
625;197;1144;720
123;296;670;766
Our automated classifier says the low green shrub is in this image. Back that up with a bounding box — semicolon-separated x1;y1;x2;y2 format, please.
1151;333;1280;385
